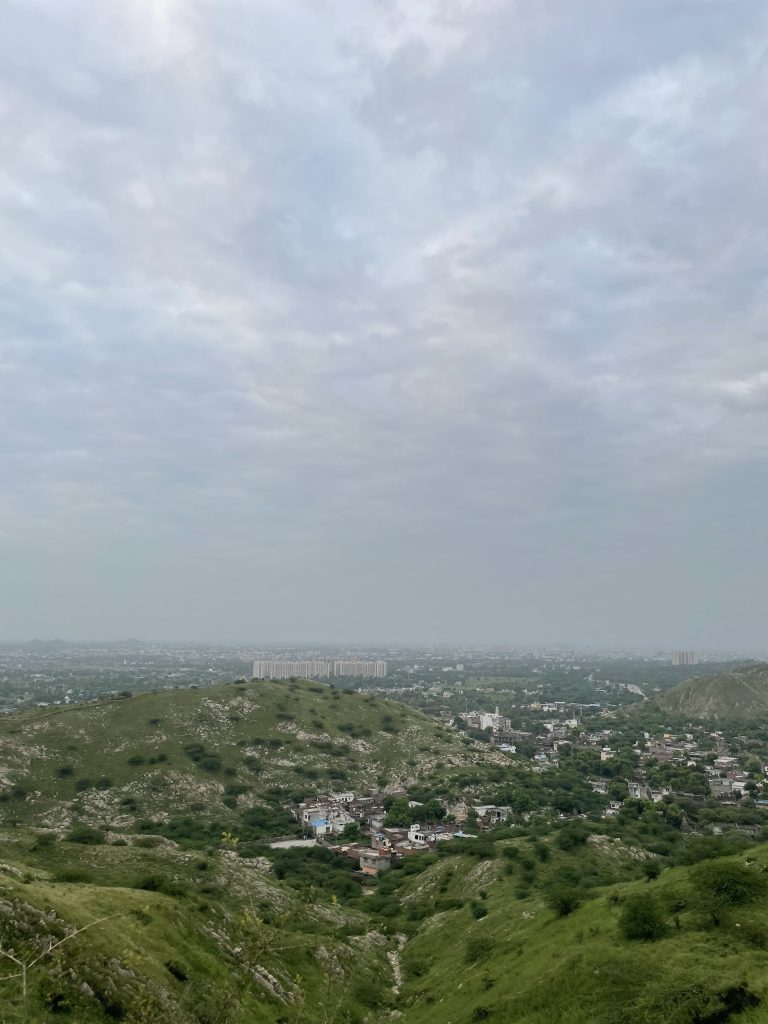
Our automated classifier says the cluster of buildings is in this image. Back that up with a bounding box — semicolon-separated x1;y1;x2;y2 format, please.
251;659;387;680
456;706;527;751
286;790;510;875
631;733;760;804
671;651;699;666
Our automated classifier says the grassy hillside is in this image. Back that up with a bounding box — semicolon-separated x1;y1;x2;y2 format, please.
6;680;768;1023
0;828;393;1023
0;678;506;836
392;836;768;1024
6;816;768;1024
662;662;768;720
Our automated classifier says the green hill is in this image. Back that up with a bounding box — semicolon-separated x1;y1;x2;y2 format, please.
0;678;506;836
5;679;768;1023
3;815;768;1023
393;839;768;1024
0;829;393;1023
662;662;768;720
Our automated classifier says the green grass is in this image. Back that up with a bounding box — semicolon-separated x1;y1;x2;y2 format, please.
0;830;391;1023
396;842;768;1024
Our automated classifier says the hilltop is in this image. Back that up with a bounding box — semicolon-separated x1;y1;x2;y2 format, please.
661;662;768;721
0;677;507;836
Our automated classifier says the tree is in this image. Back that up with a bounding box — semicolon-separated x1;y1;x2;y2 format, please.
545;886;581;917
642;860;662;882
383;798;412;827
608;780;629;802
555;821;588;851
691;860;766;926
618;893;668;941
339;822;362;842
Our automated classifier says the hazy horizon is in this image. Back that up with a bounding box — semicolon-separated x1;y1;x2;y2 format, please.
1;2;766;648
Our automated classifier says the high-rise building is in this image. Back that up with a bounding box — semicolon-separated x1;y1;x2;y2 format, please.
252;658;387;680
671;651;699;666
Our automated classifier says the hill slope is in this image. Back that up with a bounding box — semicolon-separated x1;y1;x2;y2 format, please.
0;831;393;1023
394;842;768;1024
0;678;506;835
662;662;768;720
4;818;768;1023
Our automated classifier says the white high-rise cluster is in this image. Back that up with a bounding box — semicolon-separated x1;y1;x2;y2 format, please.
251;659;387;680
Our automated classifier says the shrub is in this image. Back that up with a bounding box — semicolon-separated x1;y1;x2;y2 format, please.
545;886;581;918
691;860;766;925
135;875;188;897
465;936;494;963
165;960;188;982
30;832;56;851
471;901;488;920
56;765;74;779
642;860;662;881
75;778;92;792
618;893;668;941
555;822;589;851
55;868;94;883
134;836;163;848
65;826;105;845
127;755;146;767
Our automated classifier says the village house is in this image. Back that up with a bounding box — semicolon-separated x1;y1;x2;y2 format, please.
472;805;510;826
359;849;392;875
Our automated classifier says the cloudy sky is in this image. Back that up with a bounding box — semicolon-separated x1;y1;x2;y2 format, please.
1;1;766;648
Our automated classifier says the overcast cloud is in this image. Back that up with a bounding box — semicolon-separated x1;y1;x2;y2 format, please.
0;0;766;649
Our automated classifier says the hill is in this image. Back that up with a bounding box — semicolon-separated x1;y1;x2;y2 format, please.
661;662;768;720
392;837;768;1024
3;812;768;1022
0;828;394;1022
0;678;507;837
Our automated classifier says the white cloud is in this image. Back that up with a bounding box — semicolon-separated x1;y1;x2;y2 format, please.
0;0;766;643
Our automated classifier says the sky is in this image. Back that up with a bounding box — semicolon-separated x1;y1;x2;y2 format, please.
0;1;767;649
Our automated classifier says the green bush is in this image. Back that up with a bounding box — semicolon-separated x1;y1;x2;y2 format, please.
465;936;494;963
65;825;105;845
555;822;589;851
618;893;668;941
55;867;94;883
545;886;581;918
690;860;766;925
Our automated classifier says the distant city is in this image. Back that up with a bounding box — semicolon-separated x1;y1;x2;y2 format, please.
252;658;387;680
0;639;756;714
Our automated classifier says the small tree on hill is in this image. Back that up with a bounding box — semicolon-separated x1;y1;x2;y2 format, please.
619;893;668;941
691;860;766;926
642;860;662;882
545;886;581;918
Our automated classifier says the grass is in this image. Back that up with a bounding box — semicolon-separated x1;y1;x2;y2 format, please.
0;830;391;1023
396;842;768;1024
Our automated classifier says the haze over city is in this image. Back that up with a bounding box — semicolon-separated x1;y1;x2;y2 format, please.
1;1;766;648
